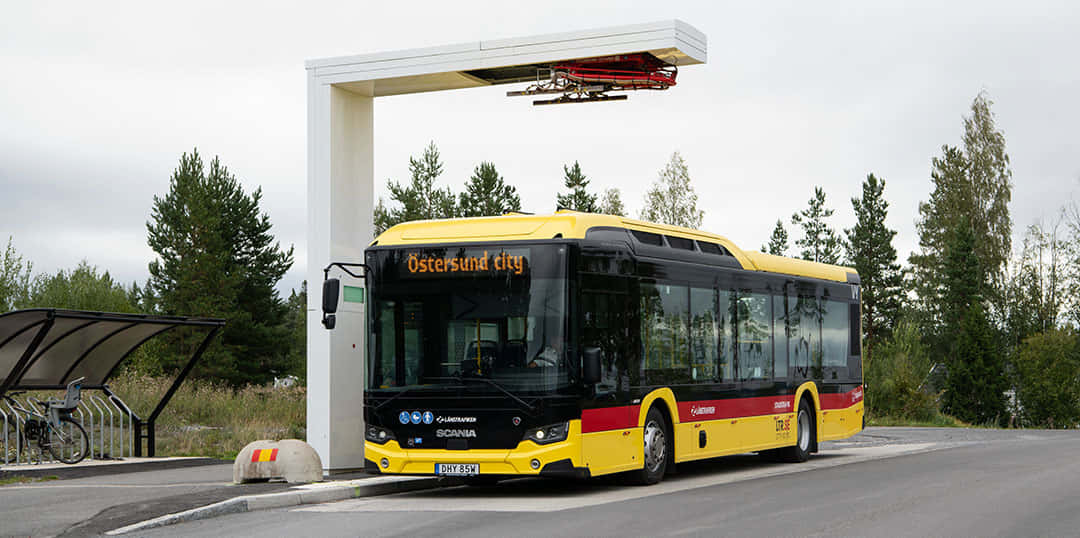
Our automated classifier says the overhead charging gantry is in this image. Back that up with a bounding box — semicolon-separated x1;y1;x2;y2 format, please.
305;20;706;473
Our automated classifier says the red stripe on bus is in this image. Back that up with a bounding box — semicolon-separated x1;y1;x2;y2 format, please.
581;385;862;433
820;386;863;410
581;405;639;433
677;395;796;422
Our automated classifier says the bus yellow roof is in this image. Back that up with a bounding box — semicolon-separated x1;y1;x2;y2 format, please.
374;211;857;283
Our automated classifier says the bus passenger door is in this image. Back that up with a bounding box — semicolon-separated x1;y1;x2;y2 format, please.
580;275;639;476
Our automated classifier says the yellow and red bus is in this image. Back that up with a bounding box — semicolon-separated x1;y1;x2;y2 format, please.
329;212;863;485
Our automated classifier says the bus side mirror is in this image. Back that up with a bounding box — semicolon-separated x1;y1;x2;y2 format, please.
322;278;340;330
583;347;601;384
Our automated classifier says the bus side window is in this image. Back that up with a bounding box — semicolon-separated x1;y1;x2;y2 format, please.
690;287;718;381
821;298;849;368
789;287;822;379
717;288;736;381
773;292;788;380
640;282;690;386
736;291;772;382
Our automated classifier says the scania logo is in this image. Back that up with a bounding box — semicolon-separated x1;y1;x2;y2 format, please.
512;416;522;426
774;400;792;411
436;416;477;424
436;429;477;438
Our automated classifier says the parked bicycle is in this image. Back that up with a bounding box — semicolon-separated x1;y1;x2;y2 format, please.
3;377;89;464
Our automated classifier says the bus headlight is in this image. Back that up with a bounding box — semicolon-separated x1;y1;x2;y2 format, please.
524;422;569;445
366;425;396;445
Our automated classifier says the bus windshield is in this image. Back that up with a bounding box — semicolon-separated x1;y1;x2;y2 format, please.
367;245;571;394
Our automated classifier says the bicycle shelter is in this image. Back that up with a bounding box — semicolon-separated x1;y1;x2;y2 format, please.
0;309;224;462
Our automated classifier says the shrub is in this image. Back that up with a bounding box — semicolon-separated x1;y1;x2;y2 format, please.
866;321;939;422
1013;330;1080;428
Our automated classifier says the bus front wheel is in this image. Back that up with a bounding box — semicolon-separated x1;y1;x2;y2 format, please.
629;407;669;485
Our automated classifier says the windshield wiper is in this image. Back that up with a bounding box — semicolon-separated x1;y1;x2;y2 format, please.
374;387;414;410
429;376;538;415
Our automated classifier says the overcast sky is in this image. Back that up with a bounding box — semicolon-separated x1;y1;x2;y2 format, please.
2;1;1078;298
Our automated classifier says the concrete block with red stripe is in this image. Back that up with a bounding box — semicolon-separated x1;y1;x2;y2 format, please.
234;439;323;484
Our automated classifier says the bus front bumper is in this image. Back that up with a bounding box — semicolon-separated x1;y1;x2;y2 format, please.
364;420;588;478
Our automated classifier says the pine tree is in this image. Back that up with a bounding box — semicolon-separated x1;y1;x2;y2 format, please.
458;162;521;217
640;152;704;228
599;188;626;216
147;148;295;385
941;219;982;340
945;301;1007;424
791;187;843;264
845;174;903;355
762;220;789;256
556;161;597;212
910;145;967;332
374;142;458;235
939;219;1007;424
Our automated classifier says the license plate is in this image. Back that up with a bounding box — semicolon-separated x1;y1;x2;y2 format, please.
435;463;479;476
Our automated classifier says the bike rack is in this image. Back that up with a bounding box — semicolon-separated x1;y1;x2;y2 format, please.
3;399;26;465
83;396;103;458
2;404;22;465
1;389;140;466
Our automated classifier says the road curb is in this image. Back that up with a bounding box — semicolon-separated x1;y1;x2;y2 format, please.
0;457;226;480
104;476;446;535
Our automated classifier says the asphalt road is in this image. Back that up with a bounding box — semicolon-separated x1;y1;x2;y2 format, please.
144;428;1080;538
0;462;289;537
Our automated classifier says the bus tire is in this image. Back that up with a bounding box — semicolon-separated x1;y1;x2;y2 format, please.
629;407;670;485
778;399;814;463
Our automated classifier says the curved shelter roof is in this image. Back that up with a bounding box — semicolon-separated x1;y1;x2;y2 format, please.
0;309;224;394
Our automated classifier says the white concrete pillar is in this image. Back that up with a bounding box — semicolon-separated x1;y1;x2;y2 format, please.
306;79;373;472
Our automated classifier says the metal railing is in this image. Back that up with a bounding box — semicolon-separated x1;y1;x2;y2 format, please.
2;390;138;466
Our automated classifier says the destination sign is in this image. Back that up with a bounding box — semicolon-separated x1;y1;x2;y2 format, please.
403;249;528;277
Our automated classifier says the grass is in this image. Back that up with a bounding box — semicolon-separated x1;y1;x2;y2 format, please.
107;374;305;460
0;475;58;486
866;413;973;428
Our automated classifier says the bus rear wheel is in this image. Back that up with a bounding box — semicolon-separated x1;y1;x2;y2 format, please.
777;399;814;463
628;407;669;485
